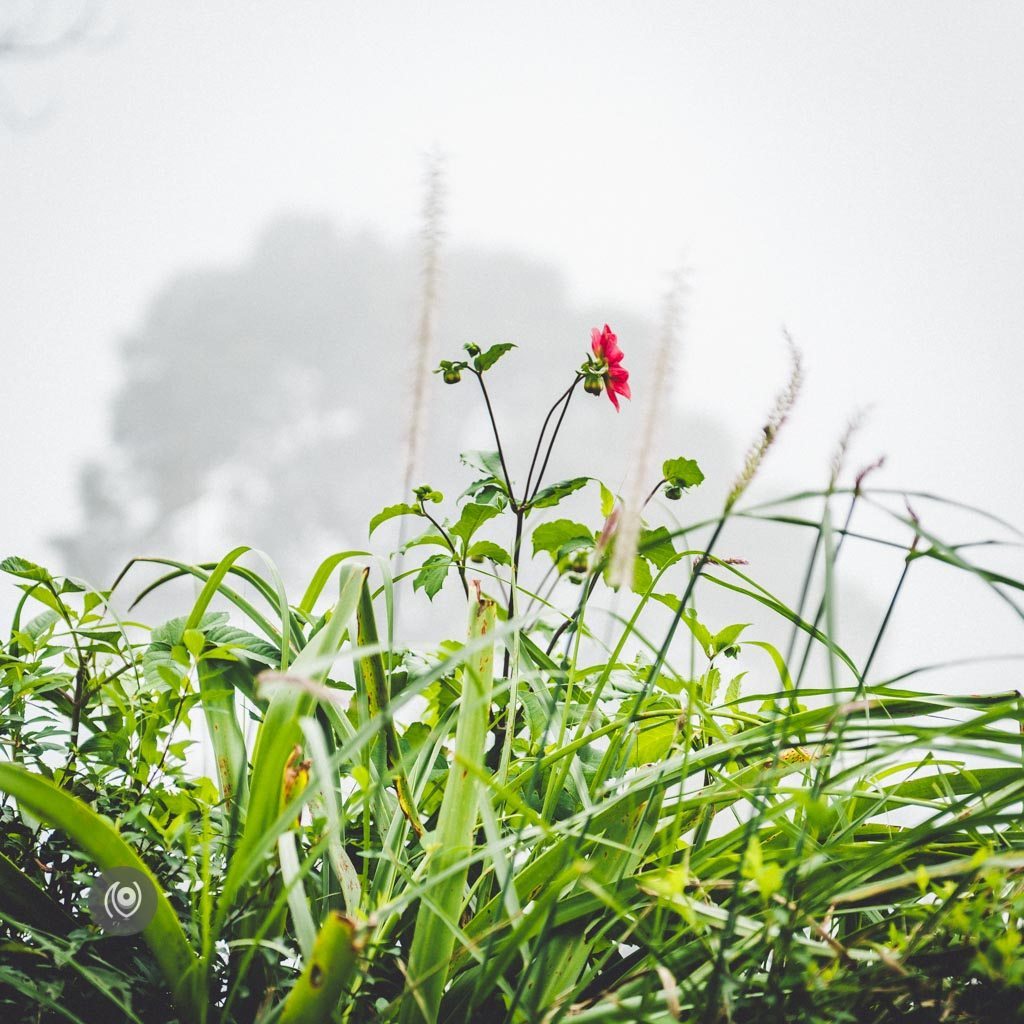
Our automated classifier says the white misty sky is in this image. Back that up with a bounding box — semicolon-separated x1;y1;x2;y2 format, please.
1;2;1022;611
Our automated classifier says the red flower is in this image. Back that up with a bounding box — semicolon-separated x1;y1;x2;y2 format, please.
590;324;631;411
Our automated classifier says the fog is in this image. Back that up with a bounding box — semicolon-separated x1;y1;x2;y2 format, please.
2;2;1022;688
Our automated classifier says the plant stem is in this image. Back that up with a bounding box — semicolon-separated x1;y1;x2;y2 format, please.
526;377;582;504
643;478;667;509
522;376;582;503
473;371;516;507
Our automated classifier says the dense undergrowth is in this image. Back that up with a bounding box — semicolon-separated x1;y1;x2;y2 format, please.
2;335;1023;1023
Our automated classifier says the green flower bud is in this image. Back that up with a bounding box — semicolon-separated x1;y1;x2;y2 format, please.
568;552;589;574
583;374;604;396
464;342;482;356
664;484;684;501
443;368;462;384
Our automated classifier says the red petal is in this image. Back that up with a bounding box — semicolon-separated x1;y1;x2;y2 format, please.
601;326;623;365
606;385;621;411
591;326;603;359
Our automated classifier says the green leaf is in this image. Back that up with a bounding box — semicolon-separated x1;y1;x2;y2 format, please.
466;541;511;566
449;502;502;545
711;622;750;654
0;557;53;583
680;609;714;659
639;526;677;570
461;478;508;507
369;502;423;536
529;477;590;511
599;482;616;518
413;554;451;600
473;342;516;372
531;520;594;560
662;456;704;489
460;450;506;482
278;912;360;1024
183;628;205;659
630;556;654;596
0;763;200;1018
400;590;496;1024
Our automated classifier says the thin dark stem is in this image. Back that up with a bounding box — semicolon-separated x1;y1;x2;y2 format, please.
522;376;582;503
527;377;583;504
502;511;525;680
474;371;516;507
419;502;469;597
545;571;600;656
643;479;667;509
489;507;525;771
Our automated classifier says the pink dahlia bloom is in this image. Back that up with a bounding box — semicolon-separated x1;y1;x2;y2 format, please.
590;324;631;411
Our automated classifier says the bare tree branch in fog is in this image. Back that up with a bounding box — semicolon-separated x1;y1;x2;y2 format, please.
0;0;116;126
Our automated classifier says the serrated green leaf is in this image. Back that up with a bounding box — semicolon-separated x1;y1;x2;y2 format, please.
369;502;423;536
450;502;502;545
529;477;590;511
414;554;451;600
473;342;516;372
662;456;704;489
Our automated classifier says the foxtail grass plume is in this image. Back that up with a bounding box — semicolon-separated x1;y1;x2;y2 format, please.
725;333;804;512
829;406;870;490
401;152;446;497
609;274;685;589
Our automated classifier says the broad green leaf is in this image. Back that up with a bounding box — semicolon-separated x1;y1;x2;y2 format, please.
529;477;590;511
711;622;750;654
531;520;594;559
0;556;53;583
466;541;511;566
413;554;451;600
630;555;654;595
472;342;516;372
638;526;677;570
599;482;616;517
449;502;501;545
369;502;423;536
662;456;704;489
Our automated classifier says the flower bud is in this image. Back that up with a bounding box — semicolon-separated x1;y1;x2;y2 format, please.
443;368;462;384
664;484;684;501
568;552;589;574
464;342;482;356
583;374;604;396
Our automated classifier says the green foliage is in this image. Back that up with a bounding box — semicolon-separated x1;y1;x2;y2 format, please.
2;341;1023;1024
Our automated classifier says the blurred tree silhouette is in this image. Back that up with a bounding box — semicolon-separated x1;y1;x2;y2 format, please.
56;216;736;586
